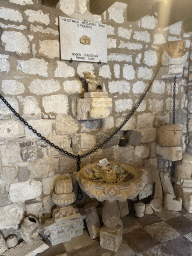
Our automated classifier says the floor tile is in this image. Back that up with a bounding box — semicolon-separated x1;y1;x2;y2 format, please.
184;212;192;221
123;227;158;253
136;213;162;226
64;230;95;252
184;232;192;242
67;242;101;256
114;243;136;256
178;208;188;215
121;215;140;233
145;221;180;243
163;236;192;256
156;209;181;221
166;216;192;235
137;244;172;256
36;243;66;256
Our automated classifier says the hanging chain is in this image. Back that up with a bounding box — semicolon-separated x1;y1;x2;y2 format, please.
0;59;162;165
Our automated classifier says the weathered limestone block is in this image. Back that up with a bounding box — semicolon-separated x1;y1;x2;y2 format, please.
0;120;24;139
150;198;162;212
0;54;10;72
44;216;85;245
134;145;150;160
56;114;79;135
0;7;23;22
140;128;156;143
175;154;192;179
109;81;130;94
0;232;8;254
39;40;59;58
2;80;25;95
160;172;174;196
6;234;18;249
19;96;41;118
164;194;182;211
108;2;127;24
17;58;48;77
1;144;22;166
20;216;40;243
9;181;42;203
137;67;153;80
108;38;117;49
25;202;43;218
9;0;33;5
118;27;132;39
2;239;49;256
157;124;182;147
54;61;75;78
0;203;24;229
174;185;192;213
52;191;76;207
80;133;96;151
25;10;50;25
118;201;129;217
0;166;18;185
158;65;184;79
100;224;123;252
29;79;61;95
42;175;60;195
144;50;157;66
77;98;112;120
137;113;155;129
99;65;111;79
115;99;133;113
2;31;30;54
126;130;141;146
152;170;163;200
84;206;100;239
156;144;182;161
25;120;53;140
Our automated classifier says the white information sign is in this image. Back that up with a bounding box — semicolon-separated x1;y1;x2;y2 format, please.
59;17;107;63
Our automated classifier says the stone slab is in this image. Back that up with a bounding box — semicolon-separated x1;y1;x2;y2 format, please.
156;144;182;161
160;172;174;195
2;239;49;256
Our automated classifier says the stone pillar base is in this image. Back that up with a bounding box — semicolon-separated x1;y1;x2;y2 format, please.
100;224;123;252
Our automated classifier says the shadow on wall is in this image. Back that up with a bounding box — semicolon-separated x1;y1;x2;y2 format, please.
42;0;60;7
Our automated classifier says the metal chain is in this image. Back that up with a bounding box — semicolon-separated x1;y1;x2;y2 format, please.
0;60;162;163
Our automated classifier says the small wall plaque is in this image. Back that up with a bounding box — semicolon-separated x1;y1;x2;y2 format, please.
59;17;107;63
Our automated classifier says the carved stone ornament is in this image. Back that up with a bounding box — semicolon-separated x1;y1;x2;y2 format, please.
52;191;76;207
77;162;147;202
54;178;73;194
80;35;91;45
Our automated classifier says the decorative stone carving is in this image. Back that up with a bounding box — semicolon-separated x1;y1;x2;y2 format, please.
77;162;148;202
80;35;91;45
84;205;100;239
157;124;182;147
0;232;8;255
156;144;182;161
53;206;81;223
54;178;73;194
134;202;145;217
52;177;76;207
6;235;18;248
20;216;40;244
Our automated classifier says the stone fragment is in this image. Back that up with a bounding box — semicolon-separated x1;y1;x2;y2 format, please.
164;194;182;211
9;181;42;203
1;80;25;95
157;124;182;147
9;0;33;5
162;50;187;66
52;191;76;207
100;224;123;252
118;201;129;217
56;114;79;135
140;128;156;143
58;0;75;16
145;204;153;214
150;198;162;212
3;239;49;256
156;145;182;161
108;53;132;62
44;216;85;245
30;79;61;95
43;95;68;114
25;202;43;218
39;40;59;58
6;234;18;249
160;172;174;196
0;203;24;229
20;216;40;243
84;206;100;239
2;31;30;54
0;7;23;22
158;65;184;79
0;232;8;255
25;10;50;25
17;58;48;77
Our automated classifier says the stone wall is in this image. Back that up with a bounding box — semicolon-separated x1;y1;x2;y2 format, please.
0;0;191;229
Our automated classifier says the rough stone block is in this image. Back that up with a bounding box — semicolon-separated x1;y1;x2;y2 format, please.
108;2;127;23
0;232;8;255
39;40;59;58
3;239;49;256
137;113;155;129
164;194;182;211
0;187;9;207
9;181;42;203
0;144;22;166
0;166;18;185
42;95;68;114
156;144;182;161
56;114;79;135
2;31;29;54
2;80;25;95
115;99;133;113
0;54;10;72
137;67;153;80
17;58;48;77
18;167;30;182
84;206;100;239
42;195;54;214
116;117;136;131
0;203;24;229
140;128;156;143
0;120;24;139
42;174;60;195
0;7;23;22
63;80;82;94
54;61;75;78
29;79;61;95
100;224;123;252
80;133;96;151
134;145;150;160
25;201;43;218
25;9;50;25
25;120;53;140
108;81;130;94
20;145;44;162
44;216;85;245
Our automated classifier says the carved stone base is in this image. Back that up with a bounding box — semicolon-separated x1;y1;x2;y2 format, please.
100;224;123;252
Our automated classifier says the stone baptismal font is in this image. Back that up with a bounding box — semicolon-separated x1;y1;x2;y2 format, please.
77;160;148;252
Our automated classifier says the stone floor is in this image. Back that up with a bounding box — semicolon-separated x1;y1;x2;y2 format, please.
37;208;192;256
